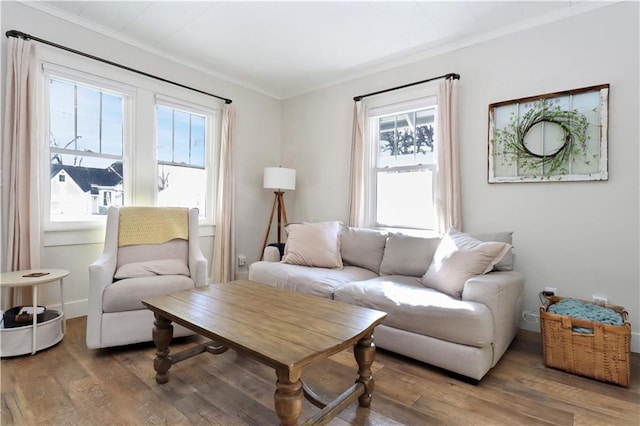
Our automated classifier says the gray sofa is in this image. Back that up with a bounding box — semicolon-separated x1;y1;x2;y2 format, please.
248;225;525;381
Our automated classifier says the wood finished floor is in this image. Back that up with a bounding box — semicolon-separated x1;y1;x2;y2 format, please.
1;317;638;425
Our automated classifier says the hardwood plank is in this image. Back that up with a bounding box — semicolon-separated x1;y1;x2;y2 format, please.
2;317;639;426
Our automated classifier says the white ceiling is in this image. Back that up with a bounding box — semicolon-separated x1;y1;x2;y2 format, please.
29;1;613;99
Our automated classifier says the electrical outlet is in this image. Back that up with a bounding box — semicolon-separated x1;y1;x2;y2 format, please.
237;254;247;267
544;286;557;296
592;294;608;305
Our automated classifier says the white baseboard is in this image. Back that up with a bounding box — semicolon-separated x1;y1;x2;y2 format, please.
48;299;87;320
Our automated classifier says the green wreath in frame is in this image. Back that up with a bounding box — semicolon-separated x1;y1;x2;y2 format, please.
495;99;591;177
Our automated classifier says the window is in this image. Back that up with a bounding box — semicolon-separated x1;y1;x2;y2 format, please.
367;97;438;230
156;101;214;218
48;76;126;222
41;58;220;235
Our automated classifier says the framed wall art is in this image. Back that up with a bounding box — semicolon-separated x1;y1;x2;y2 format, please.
488;84;609;183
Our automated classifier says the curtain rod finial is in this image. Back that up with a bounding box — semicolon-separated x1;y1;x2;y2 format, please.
6;30;30;40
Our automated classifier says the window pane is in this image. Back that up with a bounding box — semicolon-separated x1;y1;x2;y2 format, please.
377;107;436;168
101;93;123;156
49;80;75;149
376;169;434;229
190;115;206;167
76;85;101;153
50;156;123;221
157;164;206;216
49;77;126;223
157;106;173;163
173;110;190;164
378;116;397;168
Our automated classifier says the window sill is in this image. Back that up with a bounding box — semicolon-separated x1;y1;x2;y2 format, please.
373;226;439;238
44;223;215;247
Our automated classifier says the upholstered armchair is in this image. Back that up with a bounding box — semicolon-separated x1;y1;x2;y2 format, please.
86;206;208;349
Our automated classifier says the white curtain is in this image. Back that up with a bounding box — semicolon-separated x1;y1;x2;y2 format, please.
2;37;41;308
211;104;236;283
348;100;366;227
436;78;462;234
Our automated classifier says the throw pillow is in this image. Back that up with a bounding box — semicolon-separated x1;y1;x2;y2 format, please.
422;228;511;298
282;221;343;269
379;233;441;277
114;259;190;279
469;231;514;271
340;227;388;273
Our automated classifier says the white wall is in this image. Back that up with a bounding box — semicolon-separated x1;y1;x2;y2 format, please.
1;1;282;316
282;2;640;351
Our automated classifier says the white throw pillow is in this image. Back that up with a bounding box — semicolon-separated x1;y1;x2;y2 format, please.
114;259;190;279
422;228;511;298
282;221;343;269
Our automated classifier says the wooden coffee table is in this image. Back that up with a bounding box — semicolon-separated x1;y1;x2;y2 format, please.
142;279;387;425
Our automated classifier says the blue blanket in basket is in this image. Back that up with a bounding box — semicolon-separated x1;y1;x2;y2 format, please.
548;299;623;334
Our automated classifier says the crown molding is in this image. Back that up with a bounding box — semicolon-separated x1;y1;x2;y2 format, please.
17;0;281;99
17;0;620;100
287;1;620;99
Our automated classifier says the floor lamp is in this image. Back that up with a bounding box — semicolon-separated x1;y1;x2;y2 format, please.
260;167;296;260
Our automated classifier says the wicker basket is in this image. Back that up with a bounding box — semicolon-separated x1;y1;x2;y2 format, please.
540;296;631;387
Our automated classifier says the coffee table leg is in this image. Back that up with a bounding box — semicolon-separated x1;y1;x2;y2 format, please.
274;369;303;426
152;313;174;384
354;331;376;408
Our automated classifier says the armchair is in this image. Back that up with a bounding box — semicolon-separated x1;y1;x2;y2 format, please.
86;206;207;349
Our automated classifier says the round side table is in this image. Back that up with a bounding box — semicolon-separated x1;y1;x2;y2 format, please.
0;269;69;356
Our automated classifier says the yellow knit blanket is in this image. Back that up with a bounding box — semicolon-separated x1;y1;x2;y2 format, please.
118;207;189;247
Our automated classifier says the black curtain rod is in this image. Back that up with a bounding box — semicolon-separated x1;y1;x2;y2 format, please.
353;72;460;102
6;30;233;104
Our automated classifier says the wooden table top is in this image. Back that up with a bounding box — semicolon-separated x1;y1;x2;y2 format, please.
0;269;69;287
142;280;387;371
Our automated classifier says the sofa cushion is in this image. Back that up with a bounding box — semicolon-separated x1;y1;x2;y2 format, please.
248;261;377;299
334;276;494;348
422;229;511;299
282;221;343;269
117;239;188;270
340;227;388;273
379;233;441;277
114;259;189;279
469;231;514;271
103;275;195;313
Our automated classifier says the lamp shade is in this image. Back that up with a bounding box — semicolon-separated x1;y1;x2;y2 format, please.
263;167;296;191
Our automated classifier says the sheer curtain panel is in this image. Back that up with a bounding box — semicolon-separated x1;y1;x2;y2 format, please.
348;100;366;227
2;37;41;308
436;78;462;234
211;104;236;283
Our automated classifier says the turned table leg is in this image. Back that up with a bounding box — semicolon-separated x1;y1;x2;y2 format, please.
152;313;174;384
274;369;303;426
354;331;376;408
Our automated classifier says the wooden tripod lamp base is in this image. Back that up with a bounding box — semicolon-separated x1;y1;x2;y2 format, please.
260;167;296;261
260;191;289;260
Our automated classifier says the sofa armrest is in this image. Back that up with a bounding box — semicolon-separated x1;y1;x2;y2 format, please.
462;271;525;366
191;253;208;287
263;246;281;262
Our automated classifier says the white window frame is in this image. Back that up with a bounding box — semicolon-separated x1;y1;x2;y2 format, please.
37;46;221;245
154;94;218;225
365;92;439;232
42;63;135;231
